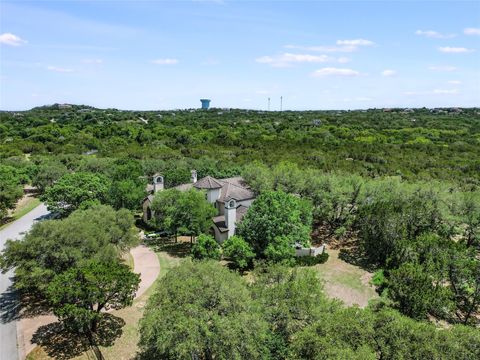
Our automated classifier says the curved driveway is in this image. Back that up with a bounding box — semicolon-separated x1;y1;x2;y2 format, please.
0;204;50;360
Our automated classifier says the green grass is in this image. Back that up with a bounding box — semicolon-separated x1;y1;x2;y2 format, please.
0;197;41;230
123;252;134;270
328;270;367;292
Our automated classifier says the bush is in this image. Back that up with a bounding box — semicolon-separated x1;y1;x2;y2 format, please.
191;234;221;260
371;269;386;287
296;252;329;266
222;235;255;271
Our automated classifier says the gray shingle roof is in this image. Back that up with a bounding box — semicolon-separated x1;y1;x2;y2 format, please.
217;178;255;202
193;176;224;189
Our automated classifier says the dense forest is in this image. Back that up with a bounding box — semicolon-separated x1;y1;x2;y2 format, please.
1;105;479;359
1;105;479;215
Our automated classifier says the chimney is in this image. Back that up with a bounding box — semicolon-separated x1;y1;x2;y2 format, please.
224;198;236;238
153;174;164;193
191;169;197;184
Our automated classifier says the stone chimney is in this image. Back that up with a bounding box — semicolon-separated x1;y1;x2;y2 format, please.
224;198;237;238
153;174;164;193
191;169;198;184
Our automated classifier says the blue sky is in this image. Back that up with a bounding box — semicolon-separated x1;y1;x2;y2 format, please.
1;0;479;110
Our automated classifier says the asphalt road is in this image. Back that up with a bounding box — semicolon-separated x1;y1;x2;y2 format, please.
0;204;50;360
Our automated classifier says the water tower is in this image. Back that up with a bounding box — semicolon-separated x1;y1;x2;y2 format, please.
200;99;211;110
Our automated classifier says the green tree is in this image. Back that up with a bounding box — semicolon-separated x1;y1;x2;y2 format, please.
139;260;269;359
0;164;24;218
372;308;449;360
251;265;330;357
458;193;480;248
356;181;446;266
191;234;221;260
289;307;377;360
388;262;453;319
109;179;146;210
151;188;215;240
447;248;480;325
41;172;110;216
222;235;255;271
0;205;137;297
242;161;273;194
47;260;139;334
107;159;146;210
176;188;217;239
238;191;312;262
32;161;68;193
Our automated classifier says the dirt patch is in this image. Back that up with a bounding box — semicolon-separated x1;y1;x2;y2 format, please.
315;246;378;308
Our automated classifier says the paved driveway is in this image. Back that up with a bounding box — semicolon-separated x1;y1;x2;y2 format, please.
0;204;50;360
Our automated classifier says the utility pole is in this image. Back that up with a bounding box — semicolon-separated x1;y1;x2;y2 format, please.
268;97;270;111
280;96;283;111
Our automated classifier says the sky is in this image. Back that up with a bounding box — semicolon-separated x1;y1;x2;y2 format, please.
1;0;479;111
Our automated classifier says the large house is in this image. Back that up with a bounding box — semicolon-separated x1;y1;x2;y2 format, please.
143;170;255;243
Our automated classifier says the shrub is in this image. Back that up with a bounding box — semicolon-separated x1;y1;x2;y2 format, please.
296;252;329;266
191;234;221;260
222;235;255;271
371;269;386;287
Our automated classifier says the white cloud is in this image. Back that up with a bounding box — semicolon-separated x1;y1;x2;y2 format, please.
151;58;179;65
415;30;455;39
255;53;344;67
82;59;103;64
284;43;367;53
47;66;74;73
447;80;462;85
464;27;480;36
336;39;375;46
311;67;360;77
0;33;27;46
428;65;457;71
432;88;459;94
381;69;397;77
438;46;474;53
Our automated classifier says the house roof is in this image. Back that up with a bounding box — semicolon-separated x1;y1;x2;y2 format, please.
217;179;255;202
145;176;255;203
174;183;194;191
193;176;223;190
212;205;249;233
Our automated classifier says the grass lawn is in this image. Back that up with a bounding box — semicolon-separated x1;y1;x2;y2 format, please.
314;247;378;307
0;196;41;230
122;252;134;270
27;251;181;360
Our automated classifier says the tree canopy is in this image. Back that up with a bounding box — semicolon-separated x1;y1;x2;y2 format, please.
139;260;270;359
238;190;312;262
150;188;216;238
47;260;139;334
139;260;480;359
41;172;110;216
0;205;138;297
